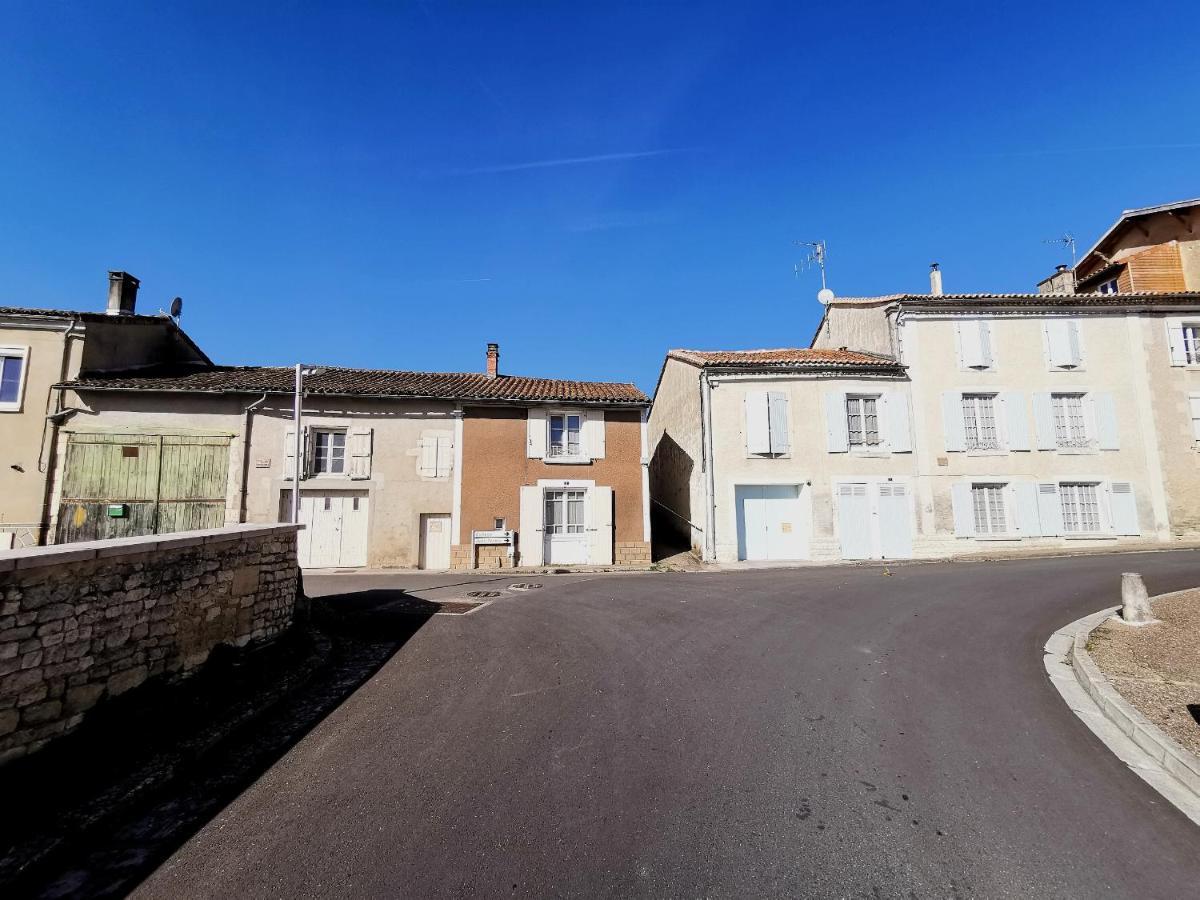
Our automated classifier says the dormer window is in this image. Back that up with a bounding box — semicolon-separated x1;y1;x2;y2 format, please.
1098;278;1119;294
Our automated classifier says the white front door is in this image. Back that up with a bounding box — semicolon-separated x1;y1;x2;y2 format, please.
419;513;452;570
836;482;913;561
296;490;369;568
836;484;872;560
877;484;913;559
543;489;588;565
736;484;806;561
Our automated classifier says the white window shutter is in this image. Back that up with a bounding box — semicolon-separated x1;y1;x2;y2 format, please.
518;485;544;566
767;392;790;453
1167;321;1187;366
960;320;992;368
978;320;993;367
527;409;547;458
585;410;606;459
1110;482;1140;535
951;483;975;537
1033;393;1056;450
1046;320;1074;368
284;429;296;480
1036;483;1063;536
942;391;965;452
887;392;912;453
745;390;771;455
587;486;614;565
1093;393;1119;449
418;437;437;477
348;427;373;479
1067;320;1083;366
1002;392;1030;451
1013;482;1041;536
825;392;849;453
435;435;453;477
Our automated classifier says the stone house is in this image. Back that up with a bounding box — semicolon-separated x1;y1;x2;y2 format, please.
54;343;651;570
650;283;1200;563
0;272;210;549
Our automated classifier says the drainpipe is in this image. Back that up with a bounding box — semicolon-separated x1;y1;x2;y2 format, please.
699;370;718;562
37;316;82;544
238;393;269;523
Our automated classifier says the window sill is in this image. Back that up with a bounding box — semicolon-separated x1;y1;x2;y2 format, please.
0;406;21;413
1053;447;1098;455
965;448;1008;457
848;450;892;458
973;535;1021;541
1062;533;1117;541
543;456;592;466
747;453;792;460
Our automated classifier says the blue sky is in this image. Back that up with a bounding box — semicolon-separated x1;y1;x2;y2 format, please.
3;1;1200;393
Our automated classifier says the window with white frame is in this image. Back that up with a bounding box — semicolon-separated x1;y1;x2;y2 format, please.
971;483;1008;535
846;395;881;446
1060;482;1102;534
544;489;585;534
1184;324;1200;364
1051;393;1089;448
1098;278;1119;295
0;348;27;411
962;394;1000;450
548;413;582;458
312;429;347;474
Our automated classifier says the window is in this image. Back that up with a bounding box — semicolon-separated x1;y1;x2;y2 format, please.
0;349;26;411
1098;278;1119;294
972;483;1007;535
548;413;582;458
1184;325;1200;365
961;394;1000;450
312;429;346;474
494;517;506;530
745;390;790;456
1060;482;1102;534
846;395;880;446
1051;394;1089;448
544;490;585;534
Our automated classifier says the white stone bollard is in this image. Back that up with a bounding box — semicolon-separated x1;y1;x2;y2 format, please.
1119;572;1159;626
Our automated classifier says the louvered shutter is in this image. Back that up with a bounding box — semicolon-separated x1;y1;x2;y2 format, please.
825;392;849;453
1036;483;1063;536
284;430;296;480
1110;482;1140;535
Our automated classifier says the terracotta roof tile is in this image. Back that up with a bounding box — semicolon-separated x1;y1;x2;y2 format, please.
826;291;1200;306
668;348;902;369
60;364;648;405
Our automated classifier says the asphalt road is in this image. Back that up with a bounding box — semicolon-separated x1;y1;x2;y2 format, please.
134;552;1200;898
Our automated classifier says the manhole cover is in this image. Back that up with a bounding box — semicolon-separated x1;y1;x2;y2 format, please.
508;583;543;591
466;590;502;598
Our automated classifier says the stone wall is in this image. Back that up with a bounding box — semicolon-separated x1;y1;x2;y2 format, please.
0;524;302;766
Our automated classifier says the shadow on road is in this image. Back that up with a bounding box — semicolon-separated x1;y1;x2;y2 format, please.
0;586;440;899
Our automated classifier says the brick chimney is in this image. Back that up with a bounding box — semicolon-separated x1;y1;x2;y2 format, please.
929;262;943;296
106;271;140;315
486;342;500;379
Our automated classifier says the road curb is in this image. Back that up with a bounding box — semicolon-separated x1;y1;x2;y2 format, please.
1045;592;1200;826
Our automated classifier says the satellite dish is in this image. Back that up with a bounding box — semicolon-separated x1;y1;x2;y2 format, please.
817;288;835;305
169;296;183;318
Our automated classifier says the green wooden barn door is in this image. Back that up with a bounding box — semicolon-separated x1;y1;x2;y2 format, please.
56;433;230;543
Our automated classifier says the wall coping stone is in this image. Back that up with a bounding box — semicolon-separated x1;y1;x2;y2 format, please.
0;524;304;572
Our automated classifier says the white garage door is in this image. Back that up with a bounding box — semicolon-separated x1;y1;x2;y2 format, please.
836;482;912;561
736;484;806;561
295;490;369;568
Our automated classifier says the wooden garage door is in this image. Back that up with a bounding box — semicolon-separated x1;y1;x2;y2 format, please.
56;433;231;543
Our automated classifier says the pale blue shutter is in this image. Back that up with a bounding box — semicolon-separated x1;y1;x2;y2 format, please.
825;392;849;453
1033;393;1056;450
1036;483;1063;536
942;391;965;451
745;391;771;455
1013;482;1041;537
1110;482;1140;535
1094;393;1119;450
951;483;975;537
767;392;790;454
1003;392;1029;451
886;392;912;453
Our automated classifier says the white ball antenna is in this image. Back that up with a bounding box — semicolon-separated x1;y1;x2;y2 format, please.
817;288;835;305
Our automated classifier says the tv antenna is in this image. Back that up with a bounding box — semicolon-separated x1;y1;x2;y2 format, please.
795;239;828;290
1043;233;1077;269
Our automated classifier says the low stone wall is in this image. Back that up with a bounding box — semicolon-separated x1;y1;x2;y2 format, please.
616;541;652;567
0;524;302;766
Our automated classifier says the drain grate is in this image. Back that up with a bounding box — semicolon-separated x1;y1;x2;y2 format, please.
508;583;543;591
466;590;502;598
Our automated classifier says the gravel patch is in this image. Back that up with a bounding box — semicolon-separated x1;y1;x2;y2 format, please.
1089;588;1200;757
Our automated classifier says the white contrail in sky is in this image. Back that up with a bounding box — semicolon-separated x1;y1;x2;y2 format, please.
449;148;691;175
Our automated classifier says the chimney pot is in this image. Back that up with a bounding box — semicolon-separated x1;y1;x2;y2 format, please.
929;262;943;297
106;271;140;315
486;342;500;379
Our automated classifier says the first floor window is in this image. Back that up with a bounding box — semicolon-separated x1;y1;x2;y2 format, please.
548;413;582;457
0;351;25;407
1060;482;1102;534
846;395;880;446
962;394;1000;450
1183;324;1200;365
312;429;346;474
544;490;585;534
1051;393;1089;448
972;483;1007;535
